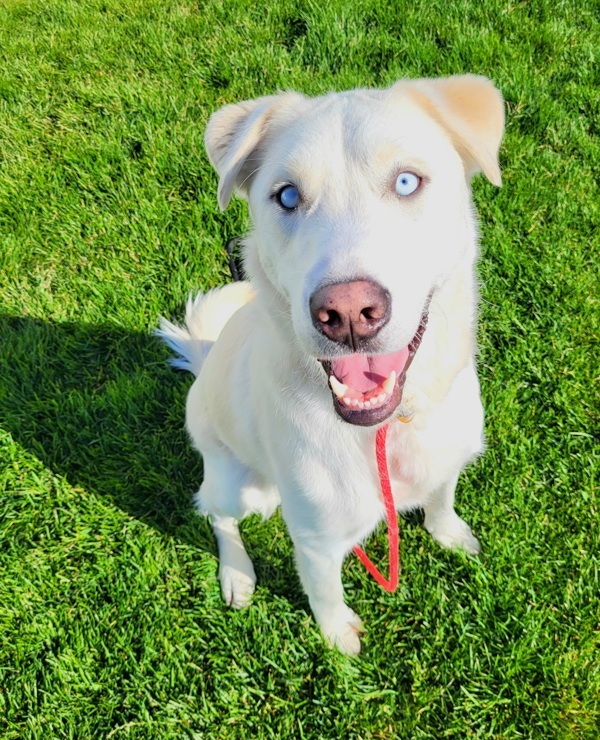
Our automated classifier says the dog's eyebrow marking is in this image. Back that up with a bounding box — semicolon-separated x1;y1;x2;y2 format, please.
372;142;431;175
371;141;403;168
236;159;291;192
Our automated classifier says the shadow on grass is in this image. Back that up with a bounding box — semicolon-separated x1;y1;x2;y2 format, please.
0;313;214;545
0;312;304;604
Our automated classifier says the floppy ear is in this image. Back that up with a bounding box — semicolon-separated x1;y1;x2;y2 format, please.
401;75;505;186
205;92;305;209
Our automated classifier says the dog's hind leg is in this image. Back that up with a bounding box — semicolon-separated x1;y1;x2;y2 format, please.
195;448;279;608
423;473;481;555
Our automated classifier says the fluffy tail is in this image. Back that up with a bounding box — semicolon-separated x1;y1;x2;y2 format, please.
156;282;255;376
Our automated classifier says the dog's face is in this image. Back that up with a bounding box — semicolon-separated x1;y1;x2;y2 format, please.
206;77;503;426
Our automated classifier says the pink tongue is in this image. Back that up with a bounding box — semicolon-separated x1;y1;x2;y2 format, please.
331;348;410;393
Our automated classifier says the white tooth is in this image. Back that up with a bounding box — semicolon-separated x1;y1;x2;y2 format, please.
343;397;353;406
382;371;396;396
329;375;348;399
377;394;386;404
358;401;365;410
352;399;359;407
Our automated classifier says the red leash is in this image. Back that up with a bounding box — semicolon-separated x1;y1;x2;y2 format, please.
353;424;399;592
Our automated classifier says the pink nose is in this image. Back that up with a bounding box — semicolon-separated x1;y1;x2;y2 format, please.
310;279;390;350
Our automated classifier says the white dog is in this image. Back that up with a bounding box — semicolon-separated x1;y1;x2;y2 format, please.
158;75;504;654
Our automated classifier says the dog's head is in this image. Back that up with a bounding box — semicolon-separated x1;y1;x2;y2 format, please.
205;76;504;426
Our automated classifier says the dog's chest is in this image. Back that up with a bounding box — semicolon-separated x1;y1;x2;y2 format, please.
367;428;429;511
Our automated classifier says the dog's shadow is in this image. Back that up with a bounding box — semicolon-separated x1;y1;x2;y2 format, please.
0;313;208;537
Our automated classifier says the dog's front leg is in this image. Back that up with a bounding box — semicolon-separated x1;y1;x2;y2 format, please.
423;474;481;555
212;515;257;609
293;540;364;655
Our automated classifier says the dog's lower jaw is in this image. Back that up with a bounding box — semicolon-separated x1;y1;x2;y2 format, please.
327;370;407;427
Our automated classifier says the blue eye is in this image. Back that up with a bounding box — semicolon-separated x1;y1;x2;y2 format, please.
395;172;420;197
277;184;300;210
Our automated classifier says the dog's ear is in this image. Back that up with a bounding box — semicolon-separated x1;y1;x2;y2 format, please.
400;75;505;186
205;93;304;209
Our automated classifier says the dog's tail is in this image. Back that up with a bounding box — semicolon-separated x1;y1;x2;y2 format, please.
157;282;255;377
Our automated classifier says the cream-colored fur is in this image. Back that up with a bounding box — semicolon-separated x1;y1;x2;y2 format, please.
158;75;504;654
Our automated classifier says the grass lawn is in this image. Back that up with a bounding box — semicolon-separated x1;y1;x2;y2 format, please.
0;0;598;737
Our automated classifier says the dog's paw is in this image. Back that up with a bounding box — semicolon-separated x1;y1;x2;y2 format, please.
219;562;256;609
320;606;365;656
426;514;481;556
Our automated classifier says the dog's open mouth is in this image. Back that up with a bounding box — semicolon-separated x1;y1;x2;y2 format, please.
320;311;428;426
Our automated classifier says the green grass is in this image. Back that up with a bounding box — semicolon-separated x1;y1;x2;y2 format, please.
0;0;598;737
